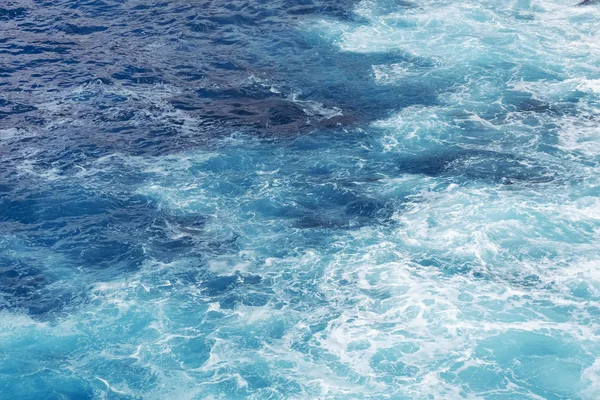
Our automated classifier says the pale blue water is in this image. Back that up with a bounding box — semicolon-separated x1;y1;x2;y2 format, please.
1;0;600;399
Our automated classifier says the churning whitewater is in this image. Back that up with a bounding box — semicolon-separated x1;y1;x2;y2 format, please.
1;0;599;398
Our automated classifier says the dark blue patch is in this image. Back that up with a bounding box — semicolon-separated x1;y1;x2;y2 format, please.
387;148;557;184
60;23;109;35
0;7;28;20
204;275;239;295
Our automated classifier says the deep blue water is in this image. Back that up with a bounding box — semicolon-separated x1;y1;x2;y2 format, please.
1;0;600;398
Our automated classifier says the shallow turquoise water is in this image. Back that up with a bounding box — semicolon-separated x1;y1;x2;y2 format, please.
1;0;600;398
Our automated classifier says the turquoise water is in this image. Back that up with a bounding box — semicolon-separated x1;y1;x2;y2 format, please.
1;0;600;398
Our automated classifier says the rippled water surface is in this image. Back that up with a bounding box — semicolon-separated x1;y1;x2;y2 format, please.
1;0;600;398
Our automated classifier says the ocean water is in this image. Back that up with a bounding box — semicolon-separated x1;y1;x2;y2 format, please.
1;0;600;398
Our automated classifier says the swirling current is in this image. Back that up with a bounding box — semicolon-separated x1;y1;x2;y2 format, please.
1;0;600;399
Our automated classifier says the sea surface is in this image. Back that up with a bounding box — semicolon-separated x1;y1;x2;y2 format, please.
1;0;600;398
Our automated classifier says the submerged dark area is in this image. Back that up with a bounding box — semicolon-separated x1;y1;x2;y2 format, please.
1;0;432;154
